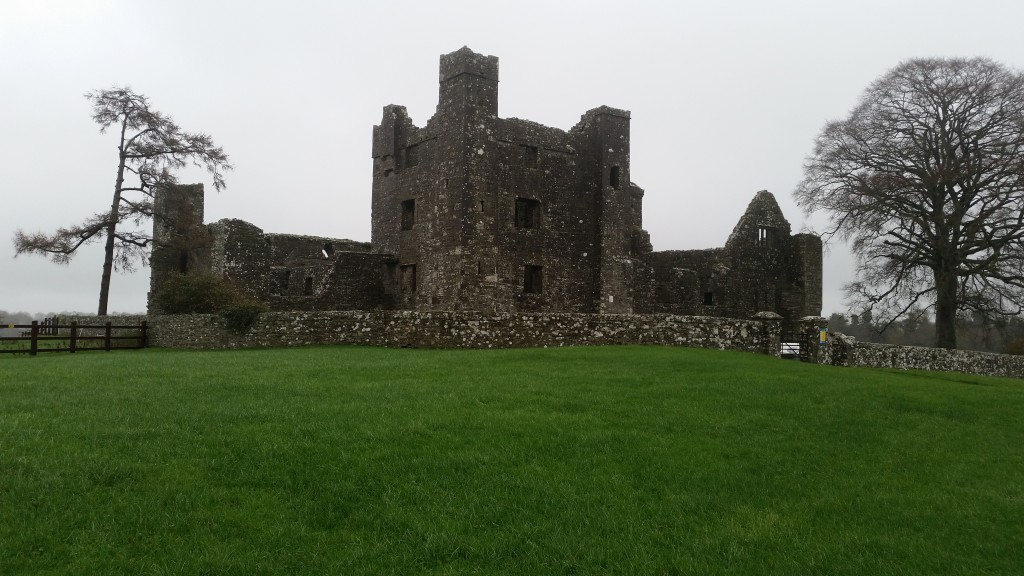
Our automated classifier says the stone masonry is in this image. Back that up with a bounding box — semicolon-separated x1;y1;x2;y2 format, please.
148;47;822;326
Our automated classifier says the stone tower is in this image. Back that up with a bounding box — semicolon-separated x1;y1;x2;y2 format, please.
148;183;207;311
370;47;650;313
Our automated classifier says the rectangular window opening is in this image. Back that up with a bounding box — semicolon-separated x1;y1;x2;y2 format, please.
610;165;621;189
703;291;714;305
524;265;543;294
404;143;420;168
400;264;417;292
521;144;539;166
515;197;541;229
401;199;416;231
272;269;291;296
757;226;776;248
304;276;314;296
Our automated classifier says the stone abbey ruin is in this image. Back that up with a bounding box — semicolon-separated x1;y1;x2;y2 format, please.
149;47;822;326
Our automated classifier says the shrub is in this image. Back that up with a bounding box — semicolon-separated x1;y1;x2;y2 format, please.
1003;337;1024;355
221;302;266;334
152;273;266;334
151;273;238;314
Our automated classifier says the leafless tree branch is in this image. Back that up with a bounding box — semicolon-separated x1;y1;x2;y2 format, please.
12;86;232;314
795;58;1024;348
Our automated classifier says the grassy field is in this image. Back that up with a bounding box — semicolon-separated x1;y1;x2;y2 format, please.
1;346;1022;575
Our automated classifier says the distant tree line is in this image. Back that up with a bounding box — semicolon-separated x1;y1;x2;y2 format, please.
0;310;94;337
828;309;1024;354
1;311;75;324
0;309;66;336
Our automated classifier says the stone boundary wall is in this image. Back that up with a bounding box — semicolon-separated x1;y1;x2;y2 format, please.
823;333;1024;379
57;315;149;338
58;314;1024;379
141;311;779;354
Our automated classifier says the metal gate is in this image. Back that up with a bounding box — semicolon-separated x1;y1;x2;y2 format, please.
780;331;812;361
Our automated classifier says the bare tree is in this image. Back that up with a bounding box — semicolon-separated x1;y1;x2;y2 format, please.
795;58;1024;349
14;88;231;315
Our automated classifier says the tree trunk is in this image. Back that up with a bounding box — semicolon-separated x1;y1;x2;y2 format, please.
933;265;958;349
97;153;127;316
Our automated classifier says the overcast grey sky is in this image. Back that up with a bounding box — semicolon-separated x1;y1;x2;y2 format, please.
4;0;1024;315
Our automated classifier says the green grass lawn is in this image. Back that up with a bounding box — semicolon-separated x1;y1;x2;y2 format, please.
1;346;1022;575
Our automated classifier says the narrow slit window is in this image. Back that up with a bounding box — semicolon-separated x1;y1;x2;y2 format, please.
757;226;776;248
610;166;621;189
524;265;543;294
178;253;189;273
401;199;416;231
515;198;541;229
304;276;314;296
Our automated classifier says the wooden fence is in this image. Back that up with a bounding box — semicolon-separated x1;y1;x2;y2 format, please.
0;318;148;356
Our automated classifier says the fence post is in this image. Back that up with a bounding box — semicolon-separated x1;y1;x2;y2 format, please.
796;316;828;364
753;311;783;357
30;321;39;356
104;321;112;352
70;321;78;353
140;321;148;348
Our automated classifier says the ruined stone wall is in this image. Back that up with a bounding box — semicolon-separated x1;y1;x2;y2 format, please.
269;252;395;311
649;249;718;315
149;184;208;313
148;48;821;327
208;218;270;301
648;192;823;326
717;191;793;321
489;119;591;313
570;107;647;314
370;48;503;312
371;105;437;310
822;333;1024;379
160;216;389;312
786;233;823;321
146;311;779;354
264;233;376;308
67;313;1024;379
266;234;371;264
